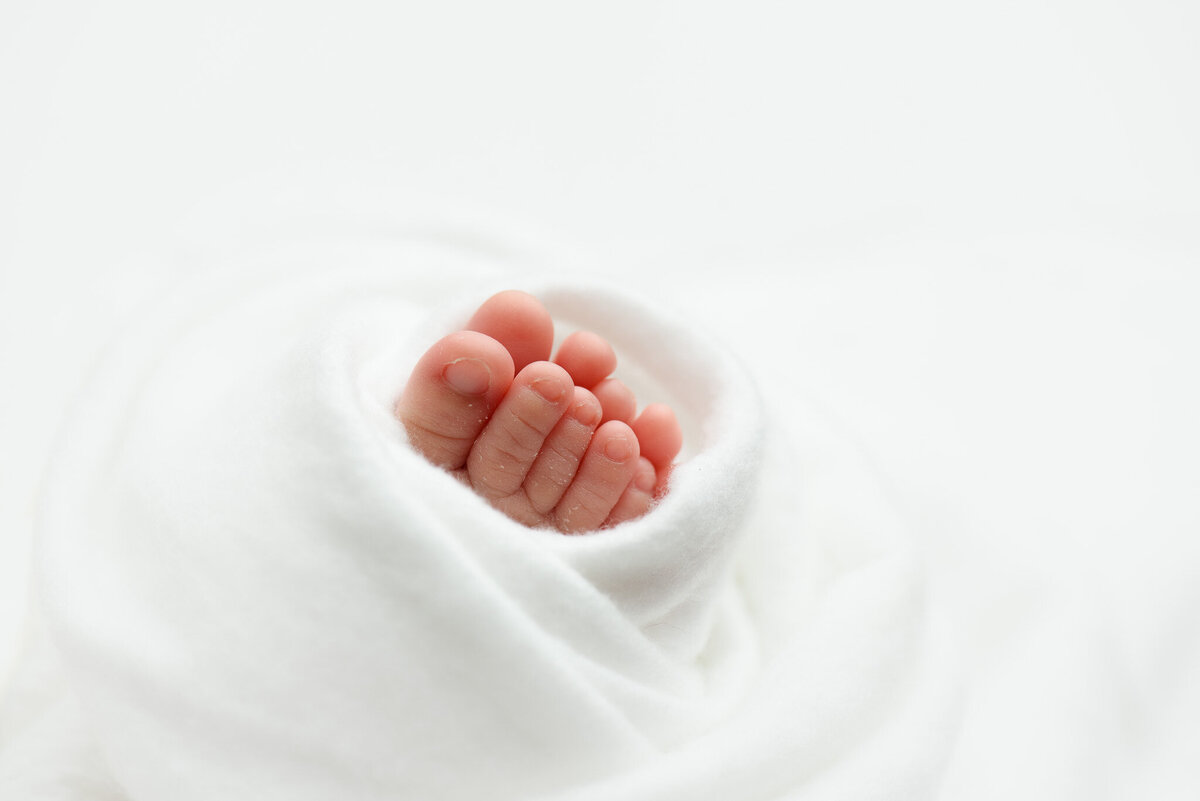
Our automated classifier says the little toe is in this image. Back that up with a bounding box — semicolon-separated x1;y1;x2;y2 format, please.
554;331;617;389
553;421;640;534
467;361;574;502
604;457;657;527
631;403;683;473
592;378;637;424
466;290;555;373
522;387;603;515
397;331;515;470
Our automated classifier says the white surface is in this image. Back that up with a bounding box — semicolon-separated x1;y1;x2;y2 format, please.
2;0;1198;797
11;260;955;798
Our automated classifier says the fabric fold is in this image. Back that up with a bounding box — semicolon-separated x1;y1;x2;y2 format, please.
4;233;959;800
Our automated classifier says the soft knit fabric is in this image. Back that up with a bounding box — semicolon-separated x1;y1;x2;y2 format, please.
0;235;960;800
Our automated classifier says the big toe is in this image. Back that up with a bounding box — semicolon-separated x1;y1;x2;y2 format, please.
396;330;515;470
466;290;555;373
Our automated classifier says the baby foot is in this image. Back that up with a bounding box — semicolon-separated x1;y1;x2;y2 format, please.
396;291;682;533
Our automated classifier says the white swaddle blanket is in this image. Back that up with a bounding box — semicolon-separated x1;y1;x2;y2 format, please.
2;233;960;800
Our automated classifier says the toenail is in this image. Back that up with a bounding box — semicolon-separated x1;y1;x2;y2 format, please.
603;435;633;462
530;376;567;402
635;466;656;493
572;398;602;427
443;359;491;395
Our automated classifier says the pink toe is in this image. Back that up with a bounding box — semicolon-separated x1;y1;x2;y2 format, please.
592;378;637;424
554;331;617;389
631;403;683;472
553;421;640;533
396;331;515;470
466;290;555;373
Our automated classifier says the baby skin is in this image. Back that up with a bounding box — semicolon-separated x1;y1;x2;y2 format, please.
396;291;683;533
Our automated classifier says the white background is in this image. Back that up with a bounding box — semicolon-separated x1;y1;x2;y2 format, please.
2;1;1198;796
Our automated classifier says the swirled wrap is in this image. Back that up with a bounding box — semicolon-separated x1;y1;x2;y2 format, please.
6;235;960;800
